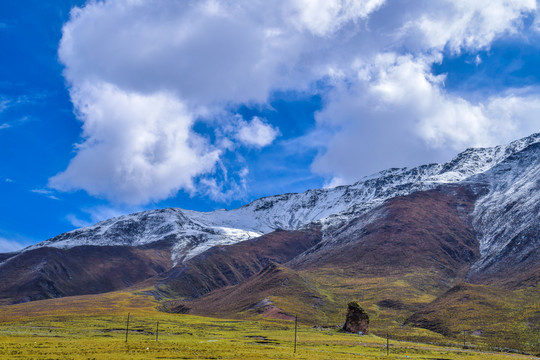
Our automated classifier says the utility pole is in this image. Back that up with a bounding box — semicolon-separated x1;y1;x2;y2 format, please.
156;321;159;342
294;315;298;353
125;313;130;342
386;332;389;356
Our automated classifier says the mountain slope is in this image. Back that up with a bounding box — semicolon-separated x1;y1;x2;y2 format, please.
163;262;334;323
0;241;172;305
17;133;540;266
289;185;479;278
157;183;480;324
0;133;538;310
467;142;540;286
159;225;322;299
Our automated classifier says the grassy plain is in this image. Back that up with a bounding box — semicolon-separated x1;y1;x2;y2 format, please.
288;267;540;354
0;291;538;359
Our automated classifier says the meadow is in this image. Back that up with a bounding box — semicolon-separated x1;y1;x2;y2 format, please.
0;291;538;359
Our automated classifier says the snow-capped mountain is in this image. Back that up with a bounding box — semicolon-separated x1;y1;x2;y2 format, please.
23;133;540;267
469;141;540;274
1;133;539;307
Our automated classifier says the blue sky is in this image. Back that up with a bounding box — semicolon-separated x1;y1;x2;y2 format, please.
1;0;540;252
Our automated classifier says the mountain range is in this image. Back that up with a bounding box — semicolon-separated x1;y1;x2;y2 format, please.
1;133;539;349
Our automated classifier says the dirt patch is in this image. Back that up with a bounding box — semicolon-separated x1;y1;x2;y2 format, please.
260;305;295;321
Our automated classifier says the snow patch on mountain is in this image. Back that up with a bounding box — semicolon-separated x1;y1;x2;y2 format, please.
24;133;540;264
468;141;540;273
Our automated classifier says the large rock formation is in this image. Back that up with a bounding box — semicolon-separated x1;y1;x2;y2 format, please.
342;301;369;335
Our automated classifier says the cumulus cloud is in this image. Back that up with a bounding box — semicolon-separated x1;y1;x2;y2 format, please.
49;82;220;204
236;117;279;148
288;0;385;36
534;7;540;32
404;0;536;52
55;0;539;202
61;1;293;107
369;54;493;150
55;0;386;203
312;53;540;183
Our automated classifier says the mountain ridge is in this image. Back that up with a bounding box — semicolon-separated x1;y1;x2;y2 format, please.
12;132;539;267
0;133;538;312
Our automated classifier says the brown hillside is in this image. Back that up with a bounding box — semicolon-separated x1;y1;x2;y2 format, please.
290;185;479;279
0;242;173;305
158;225;322;299
162;262;334;323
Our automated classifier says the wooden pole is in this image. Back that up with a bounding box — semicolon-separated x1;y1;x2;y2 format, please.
386;332;389;356
294;315;298;353
463;330;466;349
125;313;130;342
156;321;159;342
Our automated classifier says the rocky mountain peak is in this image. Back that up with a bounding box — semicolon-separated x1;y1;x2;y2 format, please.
15;133;540;268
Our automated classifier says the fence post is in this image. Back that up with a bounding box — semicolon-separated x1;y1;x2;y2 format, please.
156;321;159;342
125;313;130;342
294;315;298;353
386;332;389;356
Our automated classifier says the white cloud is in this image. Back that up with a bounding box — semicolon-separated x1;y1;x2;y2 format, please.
30;189;59;200
49;82;220;204
56;0;384;203
56;0;540;202
0;97;9;113
483;92;540;138
0;116;34;131
324;176;348;189
312;54;540;183
236;117;279;148
199;175;248;202
0;237;26;253
31;188;60;200
0;94;43;132
368;54;493;150
60;0;301;108
0;93;48;113
403;0;536;52
65;214;92;228
474;55;482;66
288;0;386;36
534;8;540;32
31;188;54;195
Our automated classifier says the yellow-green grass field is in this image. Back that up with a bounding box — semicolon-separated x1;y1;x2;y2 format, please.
0;291;538;359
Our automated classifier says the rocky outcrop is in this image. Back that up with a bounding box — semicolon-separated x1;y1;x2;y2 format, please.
342;301;369;335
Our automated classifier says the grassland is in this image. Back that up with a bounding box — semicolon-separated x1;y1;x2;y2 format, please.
302;268;540;354
0;291;538;359
157;263;540;356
